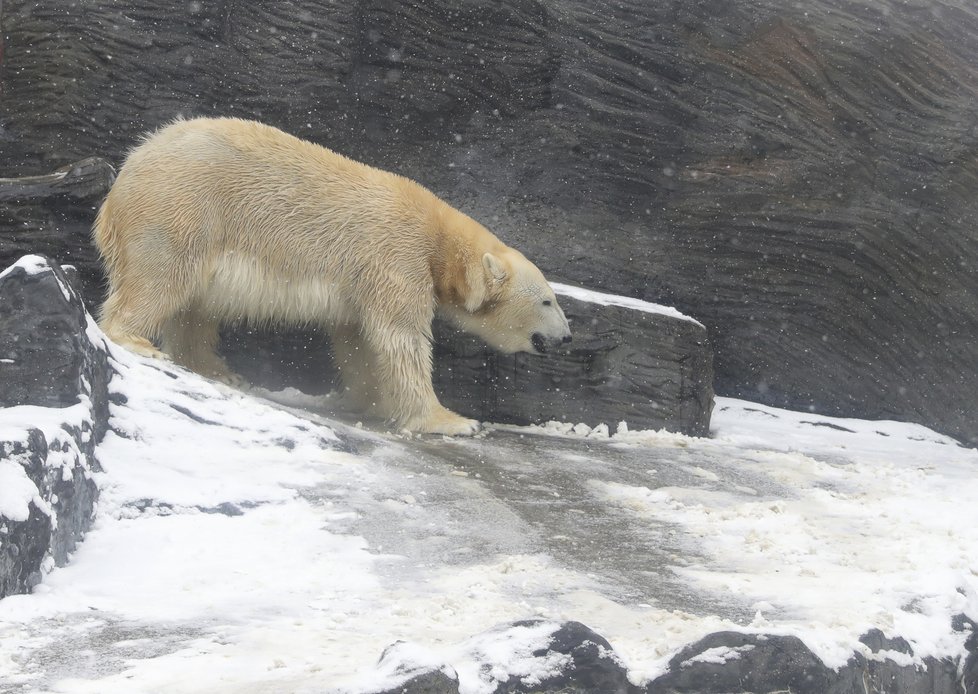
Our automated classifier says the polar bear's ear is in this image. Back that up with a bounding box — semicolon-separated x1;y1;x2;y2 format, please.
482;253;508;283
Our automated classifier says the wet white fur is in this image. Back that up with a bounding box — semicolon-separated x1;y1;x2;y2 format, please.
94;117;570;435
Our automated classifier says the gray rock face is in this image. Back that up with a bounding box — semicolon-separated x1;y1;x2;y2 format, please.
433;287;714;436
0;256;109;598
1;0;977;444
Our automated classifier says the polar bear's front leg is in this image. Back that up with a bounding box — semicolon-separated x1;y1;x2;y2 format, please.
363;323;480;436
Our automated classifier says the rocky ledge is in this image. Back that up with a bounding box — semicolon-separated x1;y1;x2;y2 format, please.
433;283;714;436
0;255;110;598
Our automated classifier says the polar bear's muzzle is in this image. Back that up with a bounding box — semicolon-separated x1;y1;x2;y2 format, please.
531;331;572;354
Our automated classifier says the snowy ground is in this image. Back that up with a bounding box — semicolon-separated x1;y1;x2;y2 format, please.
1;338;977;693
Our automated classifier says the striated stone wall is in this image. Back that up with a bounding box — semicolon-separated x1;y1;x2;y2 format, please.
1;0;976;442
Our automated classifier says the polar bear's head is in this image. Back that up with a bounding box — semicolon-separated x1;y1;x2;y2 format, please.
447;248;572;355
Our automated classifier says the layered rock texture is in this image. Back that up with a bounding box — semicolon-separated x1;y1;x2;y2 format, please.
1;0;976;443
0;256;110;598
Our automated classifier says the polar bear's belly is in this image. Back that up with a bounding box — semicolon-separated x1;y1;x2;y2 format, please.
202;253;354;326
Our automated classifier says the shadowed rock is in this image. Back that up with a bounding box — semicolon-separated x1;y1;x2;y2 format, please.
0;157;115;202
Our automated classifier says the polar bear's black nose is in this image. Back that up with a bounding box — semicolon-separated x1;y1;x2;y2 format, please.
562;334;572;344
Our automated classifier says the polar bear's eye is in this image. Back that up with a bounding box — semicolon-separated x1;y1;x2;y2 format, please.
542;300;552;306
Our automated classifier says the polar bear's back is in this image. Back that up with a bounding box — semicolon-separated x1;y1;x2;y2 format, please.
117;116;426;251
96;117;442;326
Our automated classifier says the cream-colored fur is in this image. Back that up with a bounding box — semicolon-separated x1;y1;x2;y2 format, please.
94;117;571;435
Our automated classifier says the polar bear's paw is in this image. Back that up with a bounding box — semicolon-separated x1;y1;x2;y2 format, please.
408;407;481;436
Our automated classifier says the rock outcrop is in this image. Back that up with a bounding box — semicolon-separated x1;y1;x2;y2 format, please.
0;256;110;598
433;284;713;436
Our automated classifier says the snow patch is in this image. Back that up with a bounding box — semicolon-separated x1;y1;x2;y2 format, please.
551;282;703;327
0;460;41;522
680;644;756;668
0;254;50;281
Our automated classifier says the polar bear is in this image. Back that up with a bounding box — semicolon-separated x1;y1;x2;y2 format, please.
93;117;571;435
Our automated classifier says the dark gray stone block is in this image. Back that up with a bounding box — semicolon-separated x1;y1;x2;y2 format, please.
0;256;110;425
647;629;966;694
0;156;115;202
854;628;960;694
433;286;714;436
373;669;460;694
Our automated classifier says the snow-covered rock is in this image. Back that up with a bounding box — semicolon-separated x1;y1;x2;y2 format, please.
365;620;632;694
0;256;109;598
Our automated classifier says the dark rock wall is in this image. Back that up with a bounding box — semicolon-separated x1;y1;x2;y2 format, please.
1;0;976;442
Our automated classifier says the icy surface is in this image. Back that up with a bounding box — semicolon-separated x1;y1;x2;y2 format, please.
1;345;977;693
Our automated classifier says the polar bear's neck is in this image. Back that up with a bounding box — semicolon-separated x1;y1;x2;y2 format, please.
429;205;505;310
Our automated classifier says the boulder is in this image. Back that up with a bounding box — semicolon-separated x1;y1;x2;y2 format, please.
647;632;840;694
0;256;110;598
496;620;635;694
369;620;635;694
1;0;976;443
368;641;461;694
855;628;960;694
433;285;714;436
646;629;965;694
